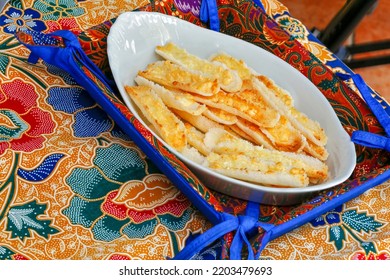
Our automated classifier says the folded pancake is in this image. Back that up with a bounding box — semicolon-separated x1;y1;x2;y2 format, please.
156;42;242;92
204;128;328;184
254;76;328;147
181;146;205;165
173;108;224;133
202;107;238;125
208;52;328;160
228;123;259;144
210;53;295;107
261;115;306;153
209;52;254;80
126;47;330;188
303;140;329;162
192;90;280;128
205;152;310;188
138;60;219;96
125;85;187;152
184;122;210;156
202;129;310;187
135;76;206;115
235;118;275;149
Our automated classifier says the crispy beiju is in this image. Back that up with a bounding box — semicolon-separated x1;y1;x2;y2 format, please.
205;128;328;184
255;76;327;146
202;107;238;125
138;60;219;96
124;85;187;152
156;42;242;92
173;108;224;133
184;123;211;156
192;90;280;128
215;53;328;160
135;75;206;115
202;129;312;187
210;52;253;80
126;43;329;188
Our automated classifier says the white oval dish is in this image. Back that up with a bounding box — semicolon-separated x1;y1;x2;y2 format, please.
107;11;356;205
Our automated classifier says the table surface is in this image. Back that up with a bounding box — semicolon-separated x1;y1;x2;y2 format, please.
0;0;389;260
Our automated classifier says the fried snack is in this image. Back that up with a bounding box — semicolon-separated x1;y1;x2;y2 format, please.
184;122;210;156
205;153;309;188
135;76;206;115
192;90;280;128
124;85;187;152
209;52;254;80
202;107;238;125
138;60;219;96
172;108;224;133
255;76;327;146
204;128;328;185
209;51;328;160
156;42;242;92
235;118;275;150
228;124;259;144
125;43;330;188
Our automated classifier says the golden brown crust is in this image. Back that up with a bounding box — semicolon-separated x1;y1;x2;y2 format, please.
125;44;330;188
125;85;187;151
156;42;242;92
138;60;219;96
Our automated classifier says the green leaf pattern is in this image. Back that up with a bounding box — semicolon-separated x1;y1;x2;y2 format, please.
329;225;346;251
6;200;59;241
342;210;383;233
0;246;15;260
0;54;10;75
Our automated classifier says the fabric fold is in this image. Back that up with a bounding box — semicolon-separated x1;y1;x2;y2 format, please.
337;72;390;151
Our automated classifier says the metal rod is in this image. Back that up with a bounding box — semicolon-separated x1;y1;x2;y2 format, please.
345;55;390;69
318;0;378;53
346;39;390;54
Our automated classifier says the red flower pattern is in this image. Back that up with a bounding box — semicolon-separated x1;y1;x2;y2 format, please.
0;79;55;155
46;18;82;35
351;251;390;260
102;189;191;224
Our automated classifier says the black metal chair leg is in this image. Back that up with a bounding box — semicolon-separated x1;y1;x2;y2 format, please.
317;0;379;54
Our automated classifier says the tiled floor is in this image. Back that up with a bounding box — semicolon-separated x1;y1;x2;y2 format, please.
279;0;390;102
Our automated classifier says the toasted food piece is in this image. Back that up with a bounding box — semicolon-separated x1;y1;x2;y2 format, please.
210;57;328;153
255;75;294;107
235;118;274;149
125;85;187;151
204;152;309;188
156;42;242;92
181;146;205;165
228;124;258;144
138;60;219;96
290;107;327;145
173;108;224;133
205;128;328;184
202;107;238;125
184;122;211;156
209;52;254;80
212;139;328;184
303;140;329;161
254;76;327;146
134;76;206;115
192;90;280;128
261;115;306;153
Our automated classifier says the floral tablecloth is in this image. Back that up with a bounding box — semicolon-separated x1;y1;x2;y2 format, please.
0;0;389;260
